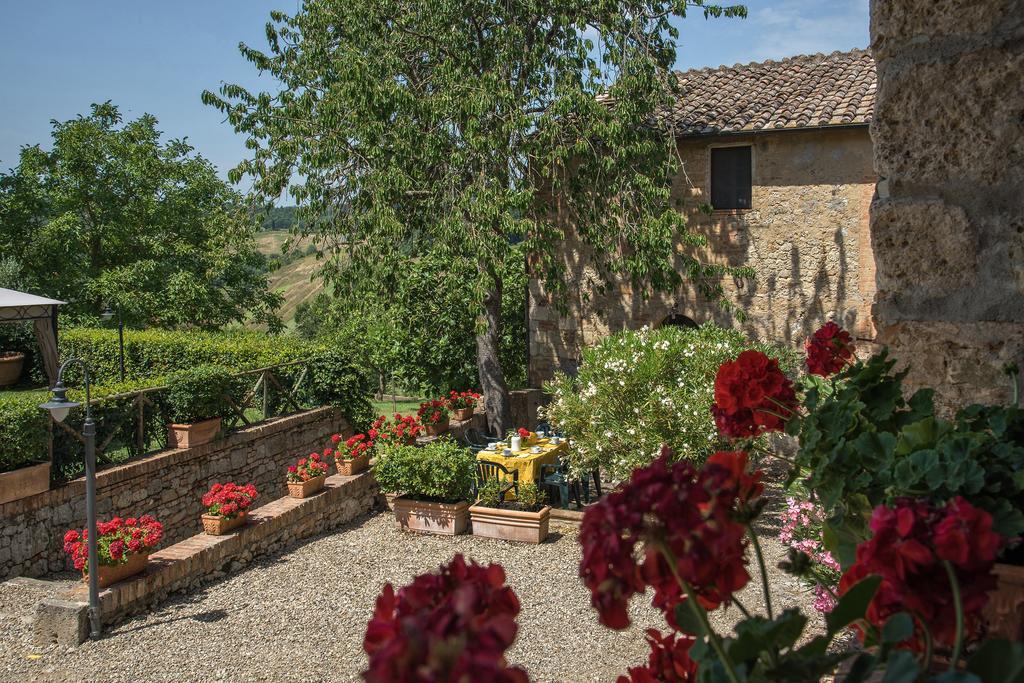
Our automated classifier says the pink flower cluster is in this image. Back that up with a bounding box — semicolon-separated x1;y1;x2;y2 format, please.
63;515;164;572
779;497;840;613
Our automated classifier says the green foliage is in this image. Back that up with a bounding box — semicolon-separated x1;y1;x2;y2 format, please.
516;482;547;511
0;392;50;472
0;102;281;329
260;205;301;231
476;479;505;508
475;480;546;511
204;0;749;428
542;324;797;481
373;437;476;502
794;350;1024;563
297;347;375;431
163;365;236;424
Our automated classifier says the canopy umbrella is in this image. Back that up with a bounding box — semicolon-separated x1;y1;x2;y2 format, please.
0;288;65;385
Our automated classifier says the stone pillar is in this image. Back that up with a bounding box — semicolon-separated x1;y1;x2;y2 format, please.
869;0;1024;410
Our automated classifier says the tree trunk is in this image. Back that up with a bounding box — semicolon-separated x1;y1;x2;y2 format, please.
477;279;512;437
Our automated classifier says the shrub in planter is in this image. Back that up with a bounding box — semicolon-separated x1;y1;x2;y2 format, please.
542;323;797;482
447;389;481;421
417;399;450;436
163;365;236;448
471;482;551;544
374;437;475;535
331;432;373;476
201;482;258;535
63;515;164;588
287;452;329;498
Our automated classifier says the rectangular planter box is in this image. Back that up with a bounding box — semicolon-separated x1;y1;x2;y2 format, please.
336;454;369;476
470;504;551;544
96;553;149;589
393;496;469;535
167;417;222;449
202;511;248;536
0;462;51;505
288;474;326;499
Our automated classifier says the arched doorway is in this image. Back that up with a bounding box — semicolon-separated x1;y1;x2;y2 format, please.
659;313;698;329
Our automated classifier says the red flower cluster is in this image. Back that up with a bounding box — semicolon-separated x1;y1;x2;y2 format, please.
579;448;757;630
334;433;374;460
287;451;329;483
711;350;797;439
618;629;698;683
417;399;450;426
447;389;481;411
839;497;1004;650
363;554;527;683
202;482;258;519
517;427;530;440
805;322;855;377
63;515;164;571
371;414;422;446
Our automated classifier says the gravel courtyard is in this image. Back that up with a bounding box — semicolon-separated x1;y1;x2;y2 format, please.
1;511;823;683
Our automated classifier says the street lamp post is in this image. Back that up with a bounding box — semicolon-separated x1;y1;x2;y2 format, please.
101;306;125;382
39;359;101;639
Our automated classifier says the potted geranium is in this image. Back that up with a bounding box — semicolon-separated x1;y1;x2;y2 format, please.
447;390;481;422
374;437;475;535
331;432;372;476
63;515;164;588
370;413;422;447
286;452;329;498
200;482;258;535
164;365;235;449
0;351;25;388
417;399;450;436
470;481;551;544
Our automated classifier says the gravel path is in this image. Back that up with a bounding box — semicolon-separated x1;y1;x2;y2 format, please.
0;510;823;683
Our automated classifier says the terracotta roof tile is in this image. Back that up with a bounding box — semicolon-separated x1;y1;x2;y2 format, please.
665;49;875;136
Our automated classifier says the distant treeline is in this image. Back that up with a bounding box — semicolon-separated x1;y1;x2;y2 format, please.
261;206;302;231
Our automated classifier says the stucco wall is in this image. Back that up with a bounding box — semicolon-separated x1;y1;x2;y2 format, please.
529;126;876;386
869;0;1024;409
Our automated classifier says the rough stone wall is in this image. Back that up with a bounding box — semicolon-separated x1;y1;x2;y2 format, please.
529;127;877;386
870;0;1024;409
0;408;350;580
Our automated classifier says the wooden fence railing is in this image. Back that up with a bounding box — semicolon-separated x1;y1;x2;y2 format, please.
49;360;313;483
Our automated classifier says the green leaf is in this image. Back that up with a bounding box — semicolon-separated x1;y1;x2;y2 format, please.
825;575;880;635
673;602;704;637
881;651;921;683
928;673;981;683
881;613;914;645
728;609;806;661
966;639;1024;683
841;652;879;683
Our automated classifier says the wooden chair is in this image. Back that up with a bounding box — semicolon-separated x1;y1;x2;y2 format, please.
475;460;519;502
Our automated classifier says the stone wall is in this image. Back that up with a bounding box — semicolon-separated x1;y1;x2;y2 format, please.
869;0;1024;409
529;127;877;386
0;407;350;581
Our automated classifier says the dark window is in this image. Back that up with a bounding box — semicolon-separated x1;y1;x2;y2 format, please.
710;146;752;210
661;314;698;329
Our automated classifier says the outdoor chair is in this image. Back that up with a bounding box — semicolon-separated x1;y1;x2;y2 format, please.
539;460;602;509
463;427;492;453
475;460;519;502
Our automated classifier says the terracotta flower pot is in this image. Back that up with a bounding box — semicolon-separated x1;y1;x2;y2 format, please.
336;453;369;476
452;408;474;422
95;553;149;589
167;417;222;449
0;462;50;505
393;496;469;535
0;352;24;387
470;504;551;544
288;474;326;499
424;417;450;436
202;511;248;536
982;562;1024;641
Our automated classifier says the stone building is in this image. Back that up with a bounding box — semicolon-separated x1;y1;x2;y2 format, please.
529;50;878;386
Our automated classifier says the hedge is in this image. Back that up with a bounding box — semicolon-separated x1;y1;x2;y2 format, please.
0;391;50;472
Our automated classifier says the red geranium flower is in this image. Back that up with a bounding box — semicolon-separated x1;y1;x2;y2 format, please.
711;350;797;439
805;322;855;377
618;629;698;683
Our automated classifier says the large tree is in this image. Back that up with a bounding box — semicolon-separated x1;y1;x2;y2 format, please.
205;0;746;432
0;102;282;329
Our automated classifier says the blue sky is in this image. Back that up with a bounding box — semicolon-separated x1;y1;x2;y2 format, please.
0;0;868;190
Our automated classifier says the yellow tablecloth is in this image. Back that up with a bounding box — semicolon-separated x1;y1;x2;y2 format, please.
475;438;568;489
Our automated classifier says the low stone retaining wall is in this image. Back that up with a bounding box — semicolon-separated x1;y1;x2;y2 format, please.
0;407;350;581
35;471;379;645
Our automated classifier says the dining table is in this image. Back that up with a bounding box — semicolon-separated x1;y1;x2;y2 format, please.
475;437;568;495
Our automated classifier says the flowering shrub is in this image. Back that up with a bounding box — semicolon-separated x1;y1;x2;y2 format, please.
446;389;481;411
287;451;329;482
779;495;840;613
370;414;422;447
202;482;258;519
333;433;373;460
416;399;450;426
63;515;164;572
710;350;798;438
542;324;796;482
839;497;1003;651
363;554;527;683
